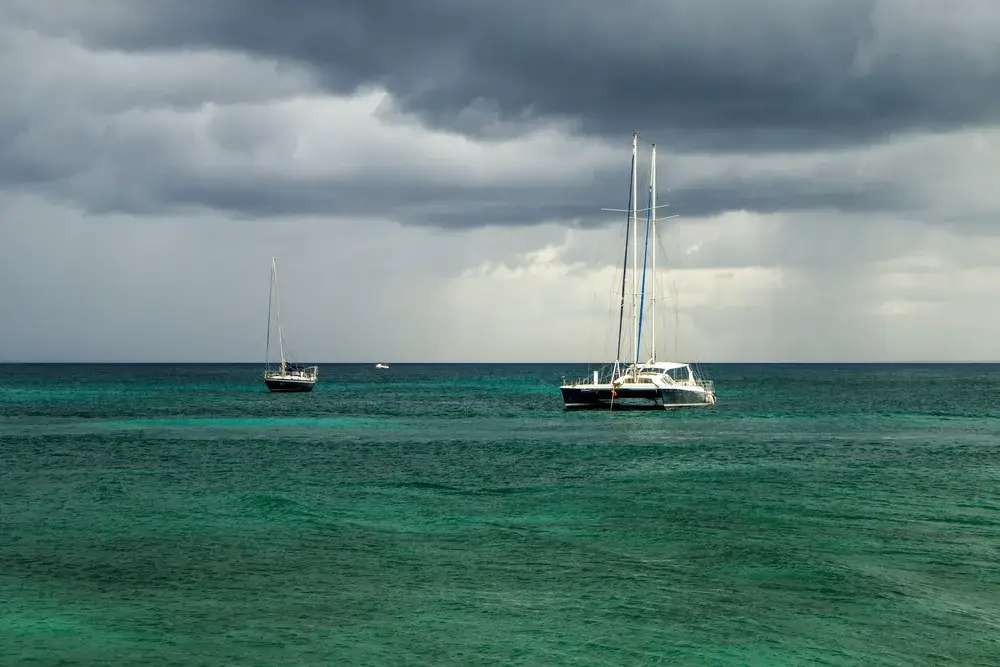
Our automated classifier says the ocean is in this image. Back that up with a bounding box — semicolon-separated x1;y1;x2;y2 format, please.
1;363;999;665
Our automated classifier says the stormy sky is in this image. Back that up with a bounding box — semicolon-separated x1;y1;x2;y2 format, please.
2;0;999;362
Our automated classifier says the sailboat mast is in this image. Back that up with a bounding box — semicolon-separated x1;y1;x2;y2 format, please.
650;143;657;362
631;132;638;379
266;259;274;370
272;257;286;372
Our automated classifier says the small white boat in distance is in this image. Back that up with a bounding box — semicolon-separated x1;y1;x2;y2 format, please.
375;363;390;369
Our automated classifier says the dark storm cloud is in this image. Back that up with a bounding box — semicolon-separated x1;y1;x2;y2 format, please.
42;0;1000;151
1;0;997;227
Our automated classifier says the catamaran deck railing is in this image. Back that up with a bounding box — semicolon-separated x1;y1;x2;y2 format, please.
563;374;714;391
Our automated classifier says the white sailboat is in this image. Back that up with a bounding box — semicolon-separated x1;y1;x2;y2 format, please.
560;133;717;410
263;257;318;393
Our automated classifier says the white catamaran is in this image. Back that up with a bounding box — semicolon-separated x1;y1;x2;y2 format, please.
560;133;717;410
263;257;318;393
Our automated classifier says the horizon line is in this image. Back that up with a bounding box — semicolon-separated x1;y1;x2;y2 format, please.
2;360;999;365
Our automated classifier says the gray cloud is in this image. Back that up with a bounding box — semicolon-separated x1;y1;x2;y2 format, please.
30;0;1000;150
2;1;999;228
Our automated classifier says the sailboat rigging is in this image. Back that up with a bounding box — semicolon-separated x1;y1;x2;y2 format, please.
560;133;717;410
263;257;318;393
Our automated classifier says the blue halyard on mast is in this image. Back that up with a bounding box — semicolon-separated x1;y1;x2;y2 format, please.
635;184;652;365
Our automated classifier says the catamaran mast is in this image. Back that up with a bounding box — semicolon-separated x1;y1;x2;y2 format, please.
650;143;657;362
631;132;638;379
614;143;636;381
635;145;654;369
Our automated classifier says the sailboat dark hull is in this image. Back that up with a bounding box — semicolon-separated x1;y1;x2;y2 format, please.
264;378;316;393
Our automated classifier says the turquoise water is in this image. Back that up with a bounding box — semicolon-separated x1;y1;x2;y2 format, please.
2;363;999;665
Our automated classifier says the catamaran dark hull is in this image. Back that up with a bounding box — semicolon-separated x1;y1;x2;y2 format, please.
264;378;316;393
560;385;662;410
561;385;715;410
